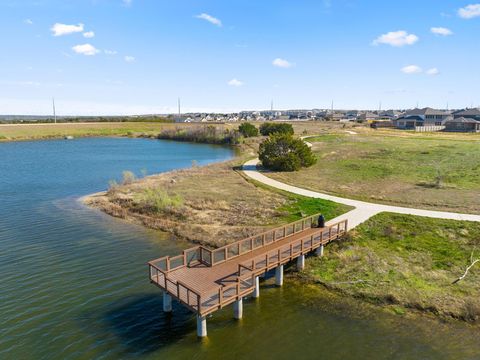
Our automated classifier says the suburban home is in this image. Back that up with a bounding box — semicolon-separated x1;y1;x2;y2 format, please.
452;108;480;121
394;107;451;129
444;117;480;132
357;112;379;122
379;110;403;120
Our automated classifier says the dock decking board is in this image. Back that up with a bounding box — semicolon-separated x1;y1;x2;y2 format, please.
149;215;347;316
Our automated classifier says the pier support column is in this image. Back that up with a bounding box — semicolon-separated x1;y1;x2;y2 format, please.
316;244;324;257
275;265;284;286
197;315;207;337
252;276;260;298
234;298;243;319
297;254;305;271
163;292;172;312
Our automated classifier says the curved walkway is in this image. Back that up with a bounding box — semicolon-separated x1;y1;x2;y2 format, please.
242;158;480;230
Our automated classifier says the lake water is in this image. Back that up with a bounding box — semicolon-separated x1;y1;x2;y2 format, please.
0;138;478;360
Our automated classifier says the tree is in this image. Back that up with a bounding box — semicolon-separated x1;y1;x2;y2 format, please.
238;122;259;137
259;122;294;136
259;133;317;171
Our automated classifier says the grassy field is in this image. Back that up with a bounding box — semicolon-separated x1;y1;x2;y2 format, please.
0;120;361;142
303;213;480;322
266;129;480;213
84;158;351;247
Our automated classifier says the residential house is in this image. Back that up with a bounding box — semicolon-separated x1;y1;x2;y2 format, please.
444;117;480;132
452;108;480;121
394;107;450;129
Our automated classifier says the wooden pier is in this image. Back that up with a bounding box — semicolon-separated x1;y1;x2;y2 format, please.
148;214;348;337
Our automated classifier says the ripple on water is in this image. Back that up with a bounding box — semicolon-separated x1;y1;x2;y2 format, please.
0;138;479;360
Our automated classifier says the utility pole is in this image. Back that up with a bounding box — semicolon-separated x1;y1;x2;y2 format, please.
331;100;334;112
52;97;57;124
178;98;181;116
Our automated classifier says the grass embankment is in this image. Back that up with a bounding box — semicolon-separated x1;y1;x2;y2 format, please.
0;120;361;142
84;159;351;247
0;122;240;142
303;213;480;322
267;130;480;213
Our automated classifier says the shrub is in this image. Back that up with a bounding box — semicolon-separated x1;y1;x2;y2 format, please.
157;126;242;144
259;122;294;136
122;170;136;185
135;187;183;213
238;122;259;137
259;133;316;171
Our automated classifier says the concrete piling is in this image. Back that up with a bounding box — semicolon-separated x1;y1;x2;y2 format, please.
297;254;305;271
234;298;243;319
316;244;324;257
275;265;284;286
197;315;207;337
253;276;260;298
163;292;172;312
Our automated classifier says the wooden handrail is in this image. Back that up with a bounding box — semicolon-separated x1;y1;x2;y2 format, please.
149;218;347;316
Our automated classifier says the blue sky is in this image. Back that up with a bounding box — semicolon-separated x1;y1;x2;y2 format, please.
1;0;479;115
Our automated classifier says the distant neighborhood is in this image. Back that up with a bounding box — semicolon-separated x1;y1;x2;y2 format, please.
2;106;480;133
173;107;480;133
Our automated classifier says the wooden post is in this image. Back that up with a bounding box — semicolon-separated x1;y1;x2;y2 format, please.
224;247;228;261
218;287;223;307
262;234;265;246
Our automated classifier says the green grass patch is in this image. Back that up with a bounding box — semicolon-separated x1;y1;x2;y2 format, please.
305;213;480;322
278;195;350;224
268;132;480;213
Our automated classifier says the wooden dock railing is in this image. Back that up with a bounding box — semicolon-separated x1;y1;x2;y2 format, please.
149;213;326;273
237;221;347;277
148;216;348;316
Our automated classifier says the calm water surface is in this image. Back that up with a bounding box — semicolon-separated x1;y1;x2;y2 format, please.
0;138;478;360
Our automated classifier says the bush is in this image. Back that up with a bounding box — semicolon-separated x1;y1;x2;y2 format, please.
259;133;316;171
122;170;136;185
259;122;294;136
158;125;242;145
238;122;258;137
135;187;183;213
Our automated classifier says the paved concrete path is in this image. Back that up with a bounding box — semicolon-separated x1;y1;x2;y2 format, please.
243;158;480;229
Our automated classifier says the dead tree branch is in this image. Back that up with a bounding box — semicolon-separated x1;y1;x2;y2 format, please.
452;249;479;284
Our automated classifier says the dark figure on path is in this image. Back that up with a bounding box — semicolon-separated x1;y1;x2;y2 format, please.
318;214;325;228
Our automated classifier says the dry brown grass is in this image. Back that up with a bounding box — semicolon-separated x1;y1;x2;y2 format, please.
85;159;297;247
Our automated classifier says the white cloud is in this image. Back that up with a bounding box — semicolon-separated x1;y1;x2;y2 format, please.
227;78;244;87
401;65;422;74
51;23;84;36
272;58;293;68
24;19;33;25
196;13;222;27
431;27;453;36
458;4;480;19
123;0;132;6
72;43;100;56
104;49;118;55
124;56;135;63
83;31;95;38
426;68;440;76
372;30;419;47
